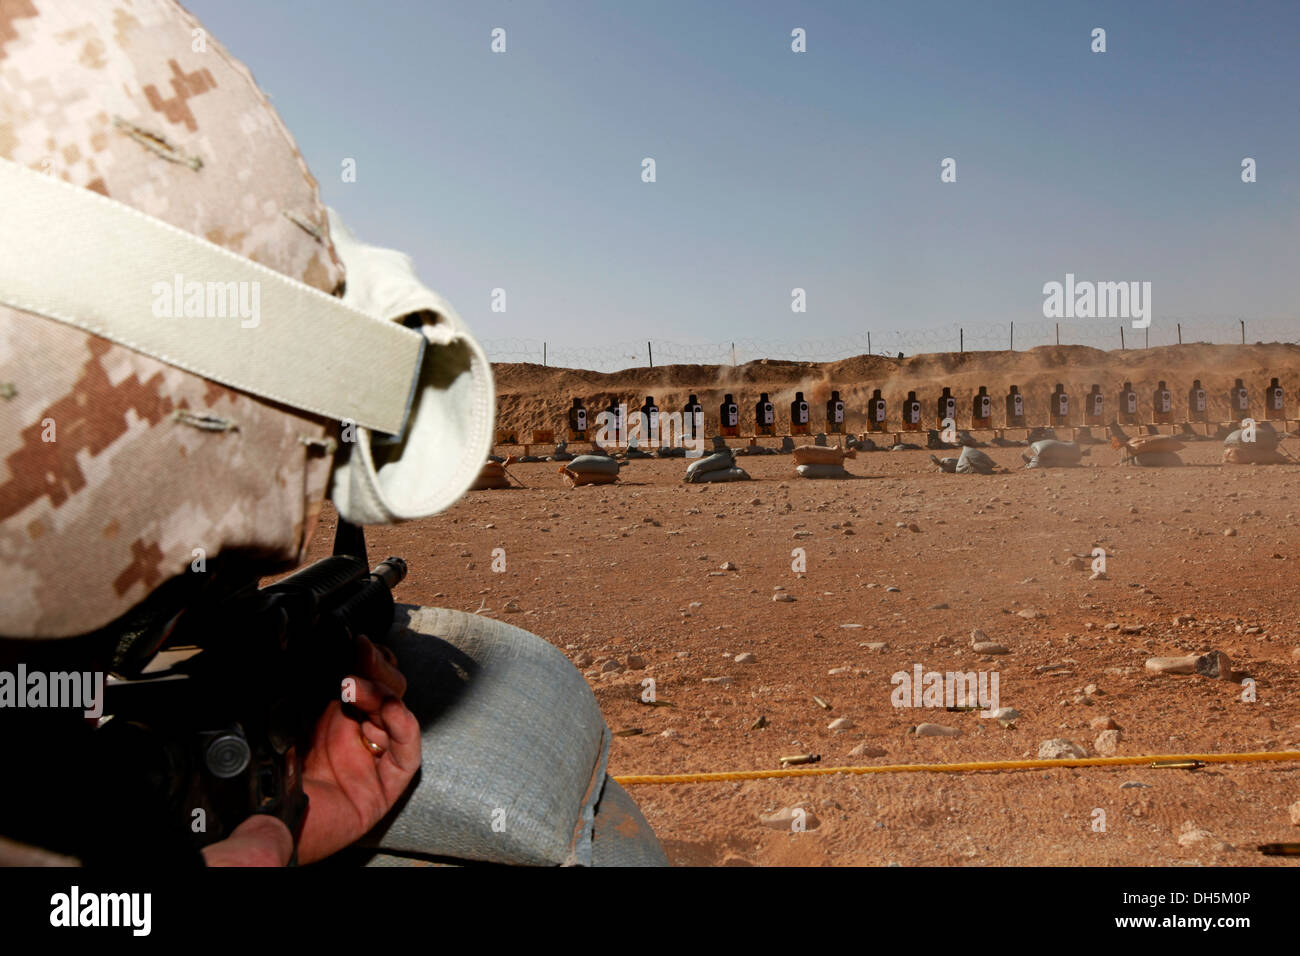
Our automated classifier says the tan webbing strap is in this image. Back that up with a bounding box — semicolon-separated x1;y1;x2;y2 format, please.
0;158;424;436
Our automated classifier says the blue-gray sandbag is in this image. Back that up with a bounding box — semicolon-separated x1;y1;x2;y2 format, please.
1124;451;1184;467
1224;422;1282;449
686;465;751;483
567;454;621;475
795;463;850;479
1023;439;1083;468
956;445;996;474
684;449;735;480
359;605;667;867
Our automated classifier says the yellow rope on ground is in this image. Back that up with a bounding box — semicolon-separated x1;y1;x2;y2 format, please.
613;750;1300;785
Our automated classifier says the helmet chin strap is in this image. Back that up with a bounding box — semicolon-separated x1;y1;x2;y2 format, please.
0;157;425;439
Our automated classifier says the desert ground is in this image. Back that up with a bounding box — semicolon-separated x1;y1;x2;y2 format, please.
307;344;1300;866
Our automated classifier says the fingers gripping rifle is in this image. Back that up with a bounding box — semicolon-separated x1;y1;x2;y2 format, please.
97;521;406;862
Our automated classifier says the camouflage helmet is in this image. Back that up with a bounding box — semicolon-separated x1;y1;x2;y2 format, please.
0;0;493;639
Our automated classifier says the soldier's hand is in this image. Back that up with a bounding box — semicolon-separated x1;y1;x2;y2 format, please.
297;636;421;865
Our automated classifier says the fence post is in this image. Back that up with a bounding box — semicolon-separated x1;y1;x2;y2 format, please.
1144;326;1148;349
647;341;653;368
1009;321;1014;351
731;342;736;366
1241;319;1245;344
867;331;871;356
960;328;964;353
1120;326;1125;350
1055;322;1059;346
543;342;547;367
1176;323;1181;346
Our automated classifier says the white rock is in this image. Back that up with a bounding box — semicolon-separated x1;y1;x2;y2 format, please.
759;806;821;830
734;652;757;664
1094;730;1121;755
827;717;855;731
1177;822;1215;846
848;742;887;758
1038;738;1087;759
913;723;961;737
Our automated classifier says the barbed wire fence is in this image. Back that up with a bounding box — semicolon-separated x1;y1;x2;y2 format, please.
481;317;1300;373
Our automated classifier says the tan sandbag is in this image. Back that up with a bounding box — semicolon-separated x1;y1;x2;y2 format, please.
471;458;513;490
1112;435;1184;465
562;469;619;487
792;445;856;466
1125;435;1184;455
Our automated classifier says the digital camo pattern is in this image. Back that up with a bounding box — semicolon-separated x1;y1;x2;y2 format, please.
0;0;344;637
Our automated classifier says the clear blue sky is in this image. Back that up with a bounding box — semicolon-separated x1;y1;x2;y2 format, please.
186;0;1298;350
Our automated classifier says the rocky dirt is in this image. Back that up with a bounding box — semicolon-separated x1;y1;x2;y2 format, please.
305;347;1300;867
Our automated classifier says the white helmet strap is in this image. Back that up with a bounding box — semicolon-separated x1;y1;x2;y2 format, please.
0;158;424;437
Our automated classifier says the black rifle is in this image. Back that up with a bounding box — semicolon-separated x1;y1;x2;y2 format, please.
95;523;406;863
